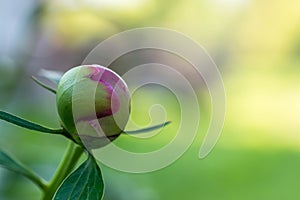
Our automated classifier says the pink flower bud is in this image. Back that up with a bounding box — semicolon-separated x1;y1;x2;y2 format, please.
56;65;130;148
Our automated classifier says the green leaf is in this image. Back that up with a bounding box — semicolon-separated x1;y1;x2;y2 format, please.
54;154;104;200
0;150;47;190
0;111;64;134
124;121;171;134
31;76;56;94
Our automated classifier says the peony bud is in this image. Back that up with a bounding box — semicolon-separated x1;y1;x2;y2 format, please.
56;65;130;148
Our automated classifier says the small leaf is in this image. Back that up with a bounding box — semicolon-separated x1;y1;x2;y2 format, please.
124;121;171;134
54;154;104;200
0;111;64;134
38;69;63;84
31;76;56;94
0;150;47;190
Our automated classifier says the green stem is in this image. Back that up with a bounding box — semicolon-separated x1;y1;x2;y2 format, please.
43;142;84;200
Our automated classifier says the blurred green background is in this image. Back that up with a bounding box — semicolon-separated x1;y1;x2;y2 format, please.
1;0;300;199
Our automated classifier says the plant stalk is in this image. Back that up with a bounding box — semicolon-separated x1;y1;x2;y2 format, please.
43;142;84;200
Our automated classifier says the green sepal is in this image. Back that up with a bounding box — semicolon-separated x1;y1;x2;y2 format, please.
31;76;56;94
0;111;73;140
124;121;171;134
